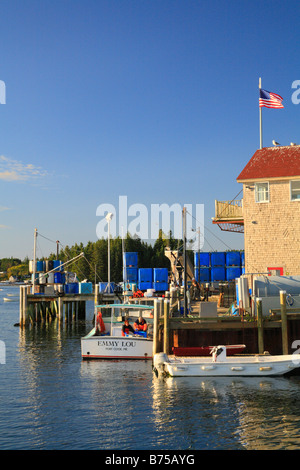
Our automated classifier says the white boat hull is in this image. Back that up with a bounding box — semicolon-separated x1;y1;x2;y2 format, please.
81;332;153;360
154;348;300;377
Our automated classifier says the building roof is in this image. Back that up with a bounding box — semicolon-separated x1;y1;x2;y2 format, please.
237;145;300;182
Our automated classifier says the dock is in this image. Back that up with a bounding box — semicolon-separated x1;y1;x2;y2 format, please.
18;283;300;358
18;285;119;325
153;293;300;356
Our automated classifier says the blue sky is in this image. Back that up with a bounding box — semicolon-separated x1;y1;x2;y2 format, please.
0;0;299;260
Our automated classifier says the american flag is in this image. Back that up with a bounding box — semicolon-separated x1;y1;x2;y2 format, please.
259;89;284;108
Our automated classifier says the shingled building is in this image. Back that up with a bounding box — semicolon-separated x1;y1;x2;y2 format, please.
237;145;300;275
213;145;300;275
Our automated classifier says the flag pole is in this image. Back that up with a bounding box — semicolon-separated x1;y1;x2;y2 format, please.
259;77;263;149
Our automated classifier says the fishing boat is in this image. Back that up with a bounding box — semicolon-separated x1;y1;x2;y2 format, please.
153;345;300;377
81;303;154;360
172;344;246;357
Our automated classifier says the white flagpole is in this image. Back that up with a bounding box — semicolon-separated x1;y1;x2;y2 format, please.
259;77;263;149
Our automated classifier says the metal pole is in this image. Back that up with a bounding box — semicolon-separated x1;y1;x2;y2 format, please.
105;213;113;293
32;228;37;295
108;220;110;291
183;207;187;317
198;228;200;284
259;77;263;149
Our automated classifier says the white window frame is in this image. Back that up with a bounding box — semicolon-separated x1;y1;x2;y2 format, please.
290;180;300;201
255;182;269;203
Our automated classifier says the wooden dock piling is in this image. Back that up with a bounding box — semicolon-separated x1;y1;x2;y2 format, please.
153;299;159;356
18;284;116;326
163;299;170;354
256;297;264;353
280;290;288;354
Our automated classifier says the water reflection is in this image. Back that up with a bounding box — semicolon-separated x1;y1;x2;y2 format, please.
2;286;300;450
80;360;154;448
152;374;300;450
14;320;92;449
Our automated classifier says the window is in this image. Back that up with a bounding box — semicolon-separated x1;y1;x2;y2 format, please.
255;182;269;203
291;180;300;201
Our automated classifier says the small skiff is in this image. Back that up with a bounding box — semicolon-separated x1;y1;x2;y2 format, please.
172;344;246;357
3;297;18;302
153;345;300;377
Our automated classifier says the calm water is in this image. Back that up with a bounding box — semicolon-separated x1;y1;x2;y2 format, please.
1;286;300;450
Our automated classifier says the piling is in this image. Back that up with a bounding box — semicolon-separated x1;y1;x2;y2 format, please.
280;290;288;354
256;297;264;354
19;286;24;325
163;299;170;354
153;299;159;356
94;283;100;306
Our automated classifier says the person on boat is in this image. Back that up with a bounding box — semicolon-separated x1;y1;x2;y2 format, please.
134;316;147;332
122;318;135;336
95;310;106;336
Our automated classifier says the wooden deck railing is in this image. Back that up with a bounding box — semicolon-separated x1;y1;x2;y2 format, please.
214;199;243;220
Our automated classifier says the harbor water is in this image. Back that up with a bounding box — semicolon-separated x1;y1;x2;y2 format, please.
1;286;300;450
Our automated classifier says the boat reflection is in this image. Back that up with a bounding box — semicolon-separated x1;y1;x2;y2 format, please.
152;373;300;450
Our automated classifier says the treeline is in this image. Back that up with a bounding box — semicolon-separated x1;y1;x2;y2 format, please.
0;232;189;282
48;232;188;283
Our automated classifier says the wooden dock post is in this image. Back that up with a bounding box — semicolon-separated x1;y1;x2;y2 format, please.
163;299;170;354
19;286;24;325
153;299;159;356
256;297;264;354
58;296;63;322
280;290;288;354
22;286;28;326
157;297;163;318
94;284;99;306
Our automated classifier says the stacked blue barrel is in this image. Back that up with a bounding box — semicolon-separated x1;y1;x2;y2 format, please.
138;268;153;291
153;268;168;292
29;259;93;294
194;251;244;283
225;252;242;281
137;266;168;292
122;252;138;292
194;252;210;282
211;252;226;282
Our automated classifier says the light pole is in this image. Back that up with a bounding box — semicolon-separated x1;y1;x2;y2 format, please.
106;213;113;293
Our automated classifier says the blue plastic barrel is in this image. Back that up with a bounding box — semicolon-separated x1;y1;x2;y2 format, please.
123;252;138;267
138;268;153;283
194;252;210;267
226;267;242;281
226;252;241;266
211;252;226;267
123;267;138;282
194;267;210;282
36;260;45;272
211;267;226;281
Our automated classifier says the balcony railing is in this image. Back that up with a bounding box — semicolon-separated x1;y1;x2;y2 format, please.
214;199;243;219
212;199;244;233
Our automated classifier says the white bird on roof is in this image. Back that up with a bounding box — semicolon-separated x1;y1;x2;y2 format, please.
290;142;297;146
272;140;280;146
